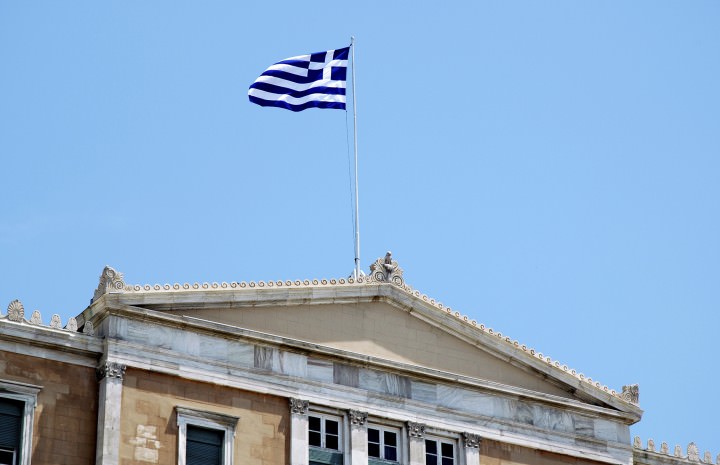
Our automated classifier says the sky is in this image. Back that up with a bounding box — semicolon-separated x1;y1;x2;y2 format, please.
1;0;718;455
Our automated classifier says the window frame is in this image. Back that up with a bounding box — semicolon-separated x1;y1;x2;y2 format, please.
0;380;40;465
308;412;343;452
367;424;401;464
424;436;457;465
175;406;239;465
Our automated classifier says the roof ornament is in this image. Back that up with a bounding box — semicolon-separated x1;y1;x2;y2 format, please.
92;266;127;302
621;383;639;405
369;251;404;286
6;300;24;322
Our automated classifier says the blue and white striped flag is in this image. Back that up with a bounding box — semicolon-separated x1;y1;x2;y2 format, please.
248;47;350;112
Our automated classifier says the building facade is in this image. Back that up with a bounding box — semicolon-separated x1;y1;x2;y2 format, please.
0;255;716;465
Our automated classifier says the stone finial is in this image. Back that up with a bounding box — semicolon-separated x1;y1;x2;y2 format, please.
50;314;62;329
97;362;127;381
661;442;669;454
621;384;639;404
7;300;24;322
407;422;426;438
704;452;711;463
82;320;95;336
30;310;42;325
633;437;642;448
369;251;404;286
647;439;655;452
674;445;682;457
289;398;309;415
348;409;367;426
462;432;481;449
688;442;700;462
716;453;720;464
65;317;78;332
93;266;126;302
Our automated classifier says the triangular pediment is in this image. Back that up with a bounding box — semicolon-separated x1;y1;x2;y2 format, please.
86;265;640;419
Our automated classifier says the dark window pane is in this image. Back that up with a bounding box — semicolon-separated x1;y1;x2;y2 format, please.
368;443;380;457
425;440;437;454
0;449;16;465
187;425;223;465
309;431;322;447
384;431;397;446
326;435;339;450
385;446;397;461
309;417;321;432
441;458;453;465
441;443;454;458
325;420;339;435
368;428;379;443
425;453;437;465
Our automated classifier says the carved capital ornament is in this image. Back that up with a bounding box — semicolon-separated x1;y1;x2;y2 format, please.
407;422;426;439
348;410;367;427
289;398;309;415
463;432;481;449
97;362;127;381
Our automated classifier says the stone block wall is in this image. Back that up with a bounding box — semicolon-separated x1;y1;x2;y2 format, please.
480;439;607;465
120;368;289;465
0;351;98;465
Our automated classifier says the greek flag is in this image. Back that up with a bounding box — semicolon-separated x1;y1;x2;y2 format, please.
248;47;350;112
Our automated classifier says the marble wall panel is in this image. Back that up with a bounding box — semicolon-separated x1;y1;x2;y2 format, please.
359;370;411;398
530;405;574;434
255;346;278;371
333;363;359;388
437;385;496;415
572;415;595;438
410;380;437;404
382;373;411;398
307;357;333;383
594;418;626;442
279;351;308;378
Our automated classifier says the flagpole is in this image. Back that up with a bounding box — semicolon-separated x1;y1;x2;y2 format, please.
351;37;361;279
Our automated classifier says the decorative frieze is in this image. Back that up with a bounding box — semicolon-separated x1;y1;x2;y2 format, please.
463;432;481;449
348;409;367;427
633;436;720;464
289;398;309;415
407;422;426;438
97;362;127;381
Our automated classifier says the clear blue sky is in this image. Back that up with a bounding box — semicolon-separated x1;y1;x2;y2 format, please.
1;0;718;455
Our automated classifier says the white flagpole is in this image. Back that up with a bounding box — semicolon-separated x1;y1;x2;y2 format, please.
351;37;361;279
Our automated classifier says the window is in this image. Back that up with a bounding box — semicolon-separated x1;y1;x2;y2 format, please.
176;407;238;465
425;438;455;465
368;426;399;463
0;381;39;465
308;413;343;465
309;414;341;450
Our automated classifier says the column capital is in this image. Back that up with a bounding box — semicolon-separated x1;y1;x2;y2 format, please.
348;409;368;427
96;362;126;381
462;432;481;449
289;398;309;415
407;422;426;439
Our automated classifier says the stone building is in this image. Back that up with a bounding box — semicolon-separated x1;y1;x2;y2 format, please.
0;255;716;465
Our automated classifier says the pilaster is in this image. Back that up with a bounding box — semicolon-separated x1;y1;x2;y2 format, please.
289;398;310;465
407;422;426;465
348;410;368;465
95;361;126;465
462;432;481;465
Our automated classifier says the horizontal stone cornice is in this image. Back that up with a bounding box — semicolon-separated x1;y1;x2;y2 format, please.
0;319;103;367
